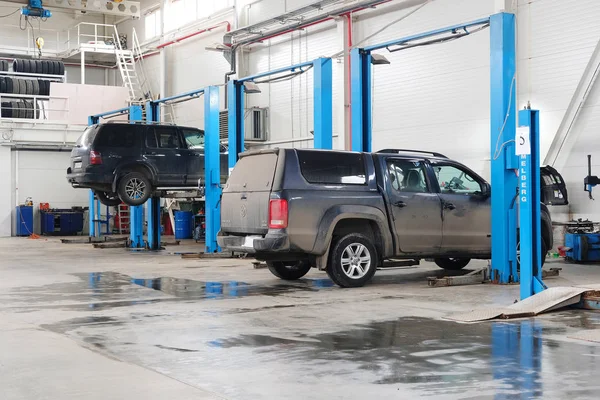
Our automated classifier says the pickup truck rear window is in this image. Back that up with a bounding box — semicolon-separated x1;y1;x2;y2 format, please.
226;153;278;192
297;150;366;185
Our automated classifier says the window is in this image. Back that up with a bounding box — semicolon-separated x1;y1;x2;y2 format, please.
164;0;196;32
94;125;139;148
145;9;161;40
146;129;158;148
297;150;366;185
433;165;482;195
181;128;205;151
154;127;181;149
386;160;429;193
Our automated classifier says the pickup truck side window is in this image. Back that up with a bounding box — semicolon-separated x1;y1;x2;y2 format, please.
434;165;482;195
297;150;366;185
386;160;429;193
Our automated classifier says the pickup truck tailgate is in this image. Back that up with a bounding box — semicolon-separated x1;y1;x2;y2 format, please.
221;152;278;235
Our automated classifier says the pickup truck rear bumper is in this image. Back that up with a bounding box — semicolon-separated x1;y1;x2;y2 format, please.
217;232;290;253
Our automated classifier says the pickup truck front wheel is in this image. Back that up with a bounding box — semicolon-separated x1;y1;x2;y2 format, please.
267;260;311;280
434;258;470;270
327;233;377;288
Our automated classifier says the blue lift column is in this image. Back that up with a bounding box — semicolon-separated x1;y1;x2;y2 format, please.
145;101;162;250
204;86;221;253
128;105;145;248
227;80;244;172
490;13;518;283
350;48;372;152
87;115;100;237
518;109;546;299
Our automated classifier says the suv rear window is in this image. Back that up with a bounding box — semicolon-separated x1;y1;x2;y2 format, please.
76;125;99;148
297;150;366;185
94;124;140;148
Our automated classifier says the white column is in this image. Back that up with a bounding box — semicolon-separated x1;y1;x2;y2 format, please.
494;0;514;12
80;50;85;84
0;146;12;236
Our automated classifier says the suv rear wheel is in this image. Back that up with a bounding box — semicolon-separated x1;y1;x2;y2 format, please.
434;258;470;270
117;171;152;206
326;233;377;288
267;260;311;280
95;190;121;207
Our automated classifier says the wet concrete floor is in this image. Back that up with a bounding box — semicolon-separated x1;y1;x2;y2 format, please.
2;238;600;399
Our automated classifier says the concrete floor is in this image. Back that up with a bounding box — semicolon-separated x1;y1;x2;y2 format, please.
2;237;600;399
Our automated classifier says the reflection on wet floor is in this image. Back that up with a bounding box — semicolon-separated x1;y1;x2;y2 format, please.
210;314;600;398
2;272;336;311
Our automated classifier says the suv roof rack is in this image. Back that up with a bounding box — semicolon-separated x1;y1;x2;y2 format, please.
377;148;448;159
103;120;176;126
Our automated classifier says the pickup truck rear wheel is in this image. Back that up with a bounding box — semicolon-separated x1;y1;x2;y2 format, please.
434;258;470;270
267;260;311;280
117;172;152;206
327;233;377;288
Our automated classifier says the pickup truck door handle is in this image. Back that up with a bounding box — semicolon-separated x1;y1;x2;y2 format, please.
394;201;407;208
444;202;456;210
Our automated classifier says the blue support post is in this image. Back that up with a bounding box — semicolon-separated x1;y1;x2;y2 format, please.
145;100;162;250
350;48;372;152
227;80;244;172
490;13;518;283
87;115;99;237
129;104;145;248
518;109;546;299
313;57;333;149
205;85;221;253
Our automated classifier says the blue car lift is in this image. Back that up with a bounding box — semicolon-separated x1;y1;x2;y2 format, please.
88;105;144;248
227;57;333;170
350;13;544;299
145;86;221;252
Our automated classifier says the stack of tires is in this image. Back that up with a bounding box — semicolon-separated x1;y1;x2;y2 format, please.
0;60;9;71
0;100;40;119
12;58;65;75
0;77;51;96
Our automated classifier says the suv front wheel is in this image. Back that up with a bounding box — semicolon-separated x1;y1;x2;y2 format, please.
434;258;470;270
117;171;152;206
327;233;377;288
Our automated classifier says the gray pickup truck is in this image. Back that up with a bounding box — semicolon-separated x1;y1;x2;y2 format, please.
217;148;553;288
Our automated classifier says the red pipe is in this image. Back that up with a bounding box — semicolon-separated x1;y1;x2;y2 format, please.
157;21;231;49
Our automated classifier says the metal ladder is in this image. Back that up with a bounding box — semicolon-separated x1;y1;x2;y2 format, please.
114;27;154;104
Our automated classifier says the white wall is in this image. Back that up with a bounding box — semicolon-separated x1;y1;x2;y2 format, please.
0;146;11;236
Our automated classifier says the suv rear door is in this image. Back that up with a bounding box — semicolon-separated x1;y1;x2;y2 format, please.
429;161;490;253
180;127;204;186
92;123;142;171
145;126;186;185
383;157;443;253
221;150;279;235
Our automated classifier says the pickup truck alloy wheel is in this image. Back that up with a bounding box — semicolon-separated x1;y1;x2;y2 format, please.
341;244;371;279
267;260;311;280
117;172;151;206
327;233;377;288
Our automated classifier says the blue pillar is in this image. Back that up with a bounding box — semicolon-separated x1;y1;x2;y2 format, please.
145;100;162;250
518;109;545;299
129;104;145;248
313;57;333;149
205;85;221;253
87;115;99;237
350;48;372;152
490;13;518;283
227;80;244;172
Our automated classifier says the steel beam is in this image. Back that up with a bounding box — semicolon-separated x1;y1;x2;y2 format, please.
43;0;141;18
518;109;546;299
350;48;372;152
128;104;145;249
227;80;244;171
204;86;221;253
313;57;333;149
490;12;518;284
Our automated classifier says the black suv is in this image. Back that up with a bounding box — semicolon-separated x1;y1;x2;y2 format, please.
66;122;228;206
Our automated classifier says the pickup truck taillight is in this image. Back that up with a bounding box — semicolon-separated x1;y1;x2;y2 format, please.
89;150;102;165
269;199;288;229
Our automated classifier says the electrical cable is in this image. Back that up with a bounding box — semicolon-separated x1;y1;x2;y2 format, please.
493;74;517;160
0;8;20;18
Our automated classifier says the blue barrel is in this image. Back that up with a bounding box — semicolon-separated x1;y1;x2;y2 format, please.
174;211;193;239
